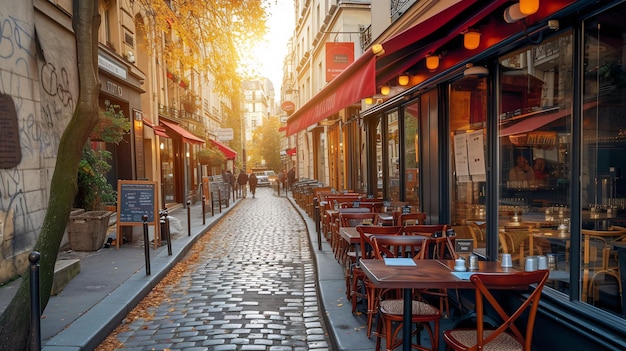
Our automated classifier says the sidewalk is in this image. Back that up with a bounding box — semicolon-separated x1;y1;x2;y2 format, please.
0;191;375;350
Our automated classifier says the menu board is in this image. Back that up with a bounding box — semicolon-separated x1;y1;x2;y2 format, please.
116;180;159;249
118;181;157;223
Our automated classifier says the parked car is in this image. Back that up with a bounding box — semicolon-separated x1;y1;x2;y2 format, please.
253;172;271;187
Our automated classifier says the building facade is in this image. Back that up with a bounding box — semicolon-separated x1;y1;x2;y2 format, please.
284;0;626;348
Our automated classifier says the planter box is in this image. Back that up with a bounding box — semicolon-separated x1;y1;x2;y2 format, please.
67;211;113;251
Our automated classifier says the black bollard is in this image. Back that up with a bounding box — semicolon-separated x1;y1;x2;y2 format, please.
142;215;151;275
29;251;41;351
161;209;172;256
202;195;206;225
187;200;191;236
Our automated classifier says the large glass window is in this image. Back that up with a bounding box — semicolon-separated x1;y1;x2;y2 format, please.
449;74;488;250
497;34;573;294
386;111;400;201
404;102;420;211
580;5;626;317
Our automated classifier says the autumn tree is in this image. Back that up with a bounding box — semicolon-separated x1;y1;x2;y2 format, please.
247;116;282;172
0;1;267;349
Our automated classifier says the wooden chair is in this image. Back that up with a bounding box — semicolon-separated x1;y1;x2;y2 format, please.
402;224;452;259
393;212;427;226
581;227;626;304
498;228;546;267
350;226;403;336
370;234;440;351
335;211;378;262
443;270;549;351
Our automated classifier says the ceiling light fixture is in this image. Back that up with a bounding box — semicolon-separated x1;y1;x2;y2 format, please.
380;86;391;96
398;74;410;86
519;0;539;15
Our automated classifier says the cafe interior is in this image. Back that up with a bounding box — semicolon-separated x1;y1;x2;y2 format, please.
288;1;626;350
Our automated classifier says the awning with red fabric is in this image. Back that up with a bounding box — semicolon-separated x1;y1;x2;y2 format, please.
285;0;479;137
160;120;205;145
278;126;287;132
285;47;379;136
209;138;237;159
286;147;297;156
143;118;169;138
500;101;598;137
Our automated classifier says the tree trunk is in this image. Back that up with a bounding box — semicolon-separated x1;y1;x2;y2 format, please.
0;1;100;350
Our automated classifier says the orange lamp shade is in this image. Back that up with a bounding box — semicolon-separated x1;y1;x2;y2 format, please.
398;75;410;86
426;55;439;70
380;86;391;96
519;0;539;15
463;30;481;50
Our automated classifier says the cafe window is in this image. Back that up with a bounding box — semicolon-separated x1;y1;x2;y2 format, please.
497;34;573;295
580;4;626;317
449;73;488;250
403;101;420;211
386;110;400;201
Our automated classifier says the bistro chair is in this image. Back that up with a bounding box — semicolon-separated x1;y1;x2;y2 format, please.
581;227;626;305
393;212;428;226
336;211;379;262
370;234;441;351
403;224;453;259
443;270;549;351
353;225;403;337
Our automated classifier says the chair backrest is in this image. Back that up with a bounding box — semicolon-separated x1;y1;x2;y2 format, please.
371;234;427;259
402;224;448;236
340;212;379;227
402;225;453;259
394;212;427;226
357;225;403;260
470;270;549;350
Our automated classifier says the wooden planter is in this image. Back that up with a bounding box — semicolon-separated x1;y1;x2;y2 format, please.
67;211;113;251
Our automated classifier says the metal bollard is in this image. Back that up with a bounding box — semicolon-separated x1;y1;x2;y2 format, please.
160;208;172;256
314;197;322;250
142;215;151;275
187;200;191;236
202;195;206;225
29;251;41;351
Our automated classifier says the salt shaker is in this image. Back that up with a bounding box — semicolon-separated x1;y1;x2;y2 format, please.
468;254;479;270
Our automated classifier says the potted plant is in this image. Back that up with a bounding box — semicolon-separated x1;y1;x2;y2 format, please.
68;104;130;251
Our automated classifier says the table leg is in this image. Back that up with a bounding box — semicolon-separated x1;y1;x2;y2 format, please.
403;288;412;351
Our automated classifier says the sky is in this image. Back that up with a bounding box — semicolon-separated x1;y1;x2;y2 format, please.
251;0;295;94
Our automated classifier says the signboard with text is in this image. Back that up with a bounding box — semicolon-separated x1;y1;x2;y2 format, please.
325;42;354;82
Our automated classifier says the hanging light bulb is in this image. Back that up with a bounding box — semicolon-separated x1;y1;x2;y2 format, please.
425;54;439;71
463;30;481;50
380;86;391;96
398;74;410;86
519;0;539;15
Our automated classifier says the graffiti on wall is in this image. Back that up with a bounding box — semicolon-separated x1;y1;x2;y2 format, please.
0;11;76;270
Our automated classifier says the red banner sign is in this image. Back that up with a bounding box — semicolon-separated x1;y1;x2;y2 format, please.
326;42;354;82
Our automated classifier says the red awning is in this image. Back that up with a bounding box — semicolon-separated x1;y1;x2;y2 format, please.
209;138;237;159
286;147;297;156
143;118;169;138
285;0;481;137
278;126;287;132
500;101;597;137
285;47;379;136
160;120;205;145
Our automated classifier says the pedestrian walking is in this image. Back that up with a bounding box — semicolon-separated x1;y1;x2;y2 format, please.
237;169;248;197
277;169;286;195
287;167;296;191
248;172;258;198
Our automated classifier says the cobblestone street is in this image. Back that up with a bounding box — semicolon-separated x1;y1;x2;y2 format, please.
105;187;331;350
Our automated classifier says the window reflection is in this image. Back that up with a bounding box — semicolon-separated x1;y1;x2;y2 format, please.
404;102;420;211
581;5;626;316
497;34;573;289
449;72;488;250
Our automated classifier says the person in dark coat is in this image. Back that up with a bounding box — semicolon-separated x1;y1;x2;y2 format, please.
287;167;296;191
237;170;248;197
248;173;258;198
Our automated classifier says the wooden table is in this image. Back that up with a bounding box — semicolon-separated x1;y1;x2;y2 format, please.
360;259;517;351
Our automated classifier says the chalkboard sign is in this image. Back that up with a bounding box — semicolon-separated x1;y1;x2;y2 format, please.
119;181;157;222
116;180;159;249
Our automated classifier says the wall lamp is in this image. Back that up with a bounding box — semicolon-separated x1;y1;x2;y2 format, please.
463;30;481;50
425;53;440;71
398;74;410;86
504;0;540;23
364;97;374;105
380;85;391;96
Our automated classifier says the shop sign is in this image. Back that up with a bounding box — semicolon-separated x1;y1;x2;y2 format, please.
105;80;123;97
217;128;234;141
281;101;295;113
98;53;127;79
325;42;354;82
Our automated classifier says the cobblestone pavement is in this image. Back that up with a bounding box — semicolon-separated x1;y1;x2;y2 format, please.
109;187;331;350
